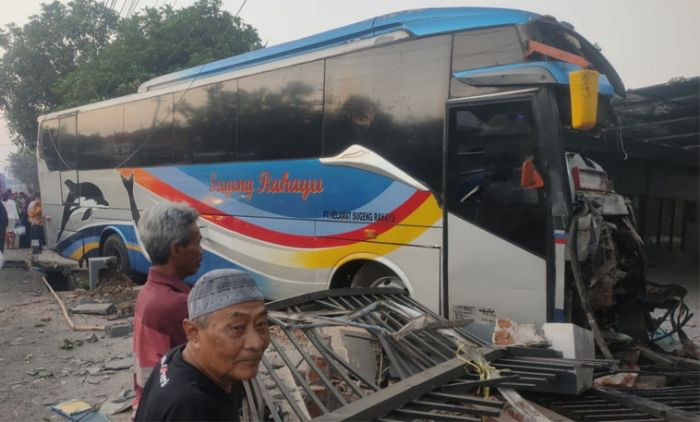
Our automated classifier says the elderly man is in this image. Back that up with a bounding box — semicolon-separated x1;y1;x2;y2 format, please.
133;202;204;411
135;269;269;421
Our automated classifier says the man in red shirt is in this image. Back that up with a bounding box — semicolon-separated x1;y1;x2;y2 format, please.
132;202;203;412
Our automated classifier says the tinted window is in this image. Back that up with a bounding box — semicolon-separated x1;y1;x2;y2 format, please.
77;105;123;170
447;101;546;256
238;61;324;160
173;80;237;163
122;95;174;167
324;36;451;193
452;26;525;72
58;115;78;170
39;119;60;171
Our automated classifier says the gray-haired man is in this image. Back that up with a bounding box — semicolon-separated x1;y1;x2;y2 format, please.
132;202;204;412
135;269;269;421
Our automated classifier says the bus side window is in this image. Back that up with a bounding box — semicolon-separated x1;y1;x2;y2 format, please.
174;81;237;163
77;105;123;170
238;61;323;161
122;95;174;167
39;119;61;171
58;116;78;170
323;35;451;193
447;102;547;257
451;26;525;72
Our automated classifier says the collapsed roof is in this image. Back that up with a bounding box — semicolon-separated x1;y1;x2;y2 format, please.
610;77;699;165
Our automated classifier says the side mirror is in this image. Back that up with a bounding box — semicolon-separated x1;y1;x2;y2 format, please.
570;69;599;130
520;159;544;189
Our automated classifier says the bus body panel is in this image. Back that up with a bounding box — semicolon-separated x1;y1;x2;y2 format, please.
48;156;443;300
447;213;547;323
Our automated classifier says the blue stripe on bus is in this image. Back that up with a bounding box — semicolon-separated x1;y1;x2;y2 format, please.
54;223;274;291
60;235;100;257
147;163;418;236
186;251;271;292
149;160;400;219
142;8;537;90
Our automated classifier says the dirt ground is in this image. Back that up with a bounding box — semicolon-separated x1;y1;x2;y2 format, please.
0;265;133;421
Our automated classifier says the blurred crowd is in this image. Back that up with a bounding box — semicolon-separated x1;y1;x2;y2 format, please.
0;189;44;253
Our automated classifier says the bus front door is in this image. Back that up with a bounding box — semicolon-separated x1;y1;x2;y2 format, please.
444;93;549;324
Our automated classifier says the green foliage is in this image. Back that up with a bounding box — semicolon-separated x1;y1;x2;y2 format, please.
0;0;120;150
0;0;262;151
55;0;262;107
8;148;39;192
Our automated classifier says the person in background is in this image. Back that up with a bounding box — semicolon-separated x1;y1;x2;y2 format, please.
0;193;7;254
135;269;269;422
17;192;30;248
2;192;19;249
27;193;44;246
132;202;204;413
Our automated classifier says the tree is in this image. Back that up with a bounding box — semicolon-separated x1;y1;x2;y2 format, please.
0;0;262;151
55;0;262;107
0;0;119;150
8;148;39;193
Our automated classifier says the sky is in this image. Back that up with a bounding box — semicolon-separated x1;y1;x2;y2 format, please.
1;0;698;172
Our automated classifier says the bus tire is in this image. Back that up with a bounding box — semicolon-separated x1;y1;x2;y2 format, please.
102;233;130;276
350;261;406;291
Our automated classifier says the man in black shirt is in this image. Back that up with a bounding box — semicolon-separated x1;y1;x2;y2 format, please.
135;269;270;421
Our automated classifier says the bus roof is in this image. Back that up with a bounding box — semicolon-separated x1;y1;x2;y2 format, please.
138;7;538;92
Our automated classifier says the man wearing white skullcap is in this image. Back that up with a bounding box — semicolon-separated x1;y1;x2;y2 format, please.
135;269;269;421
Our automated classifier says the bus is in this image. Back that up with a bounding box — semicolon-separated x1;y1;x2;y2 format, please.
37;7;627;324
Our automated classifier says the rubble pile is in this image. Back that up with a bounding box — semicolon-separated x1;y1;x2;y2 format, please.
242;289;668;421
69;273;137;320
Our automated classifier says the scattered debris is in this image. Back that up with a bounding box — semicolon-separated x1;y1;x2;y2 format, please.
569;193;695;358
87;365;102;375
98;389;135;416
104;322;132;338
243;288;614;421
103;358;131;371
60;339;85;350
543;323;594;359
594;372;638;388
41;276;105;332
26;367;54;378
493;319;549;347
70;303;115;316
51;399;93;421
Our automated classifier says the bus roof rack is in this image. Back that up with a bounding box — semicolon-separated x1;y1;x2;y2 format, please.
138;7;538;93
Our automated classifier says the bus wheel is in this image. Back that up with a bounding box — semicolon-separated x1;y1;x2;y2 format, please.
101;234;130;276
350;262;406;291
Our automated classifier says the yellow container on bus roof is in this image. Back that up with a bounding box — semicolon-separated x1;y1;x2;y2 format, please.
570;69;599;130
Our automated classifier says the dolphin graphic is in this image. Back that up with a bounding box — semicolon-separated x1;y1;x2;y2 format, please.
56;180;110;243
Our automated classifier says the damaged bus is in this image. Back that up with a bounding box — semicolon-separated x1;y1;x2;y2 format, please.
38;8;648;331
